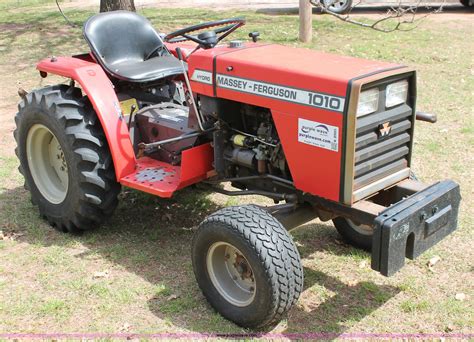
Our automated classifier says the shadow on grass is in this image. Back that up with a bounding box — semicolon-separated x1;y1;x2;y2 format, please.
0;185;399;335
293;220;372;260
287;267;399;333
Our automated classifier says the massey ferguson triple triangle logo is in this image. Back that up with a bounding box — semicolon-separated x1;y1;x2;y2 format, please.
378;122;392;138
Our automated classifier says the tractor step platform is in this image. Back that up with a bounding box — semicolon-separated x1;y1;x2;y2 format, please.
119;143;214;198
120;157;181;197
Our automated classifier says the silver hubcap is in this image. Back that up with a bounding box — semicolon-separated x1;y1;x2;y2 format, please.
26;124;69;204
206;242;256;307
323;0;349;10
347;219;373;235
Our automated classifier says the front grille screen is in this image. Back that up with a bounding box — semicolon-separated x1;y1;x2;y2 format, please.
353;88;413;191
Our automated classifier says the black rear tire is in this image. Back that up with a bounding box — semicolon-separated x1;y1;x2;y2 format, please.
192;205;303;329
14;85;121;233
333;217;373;251
460;0;473;7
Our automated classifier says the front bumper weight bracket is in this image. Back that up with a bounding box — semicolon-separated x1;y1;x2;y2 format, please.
371;180;461;276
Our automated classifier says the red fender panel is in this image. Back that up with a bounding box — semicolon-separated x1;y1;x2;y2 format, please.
37;57;136;180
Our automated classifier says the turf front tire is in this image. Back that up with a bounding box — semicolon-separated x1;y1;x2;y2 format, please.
332;217;373;251
14;85;121;233
192;205;303;329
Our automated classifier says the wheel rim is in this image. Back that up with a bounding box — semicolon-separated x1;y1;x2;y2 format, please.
347;219;373;236
206;242;256;307
26;124;69;204
323;0;349;10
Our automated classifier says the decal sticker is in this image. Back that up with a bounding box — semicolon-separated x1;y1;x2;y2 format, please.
191;69;213;85
298;118;339;152
190;70;345;113
217;74;345;113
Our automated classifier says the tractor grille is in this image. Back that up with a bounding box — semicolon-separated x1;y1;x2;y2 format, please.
353;103;413;190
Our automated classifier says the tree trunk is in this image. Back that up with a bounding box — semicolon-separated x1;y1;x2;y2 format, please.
299;0;313;43
100;0;136;12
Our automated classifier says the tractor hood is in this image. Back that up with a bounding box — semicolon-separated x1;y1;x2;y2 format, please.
184;43;409;202
213;44;401;97
186;43;404;106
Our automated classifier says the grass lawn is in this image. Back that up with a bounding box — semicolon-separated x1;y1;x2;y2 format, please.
0;3;473;336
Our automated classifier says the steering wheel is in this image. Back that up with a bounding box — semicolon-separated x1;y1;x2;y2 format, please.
164;18;246;49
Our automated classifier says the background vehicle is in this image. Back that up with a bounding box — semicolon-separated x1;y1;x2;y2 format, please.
321;0;472;14
14;11;461;328
322;0;353;14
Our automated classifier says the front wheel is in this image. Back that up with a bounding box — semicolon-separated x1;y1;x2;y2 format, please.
332;217;373;251
192;205;303;329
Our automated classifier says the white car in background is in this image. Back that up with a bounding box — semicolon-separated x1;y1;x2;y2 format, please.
321;0;472;14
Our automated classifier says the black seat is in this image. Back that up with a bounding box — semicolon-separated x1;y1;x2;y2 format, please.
83;11;184;83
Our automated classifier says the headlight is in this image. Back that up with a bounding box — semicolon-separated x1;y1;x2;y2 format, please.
386;80;408;108
357;88;379;117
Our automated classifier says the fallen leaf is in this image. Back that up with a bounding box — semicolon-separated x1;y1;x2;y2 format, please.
445;324;456;332
93;271;109;279
166;294;179;301
0;231;23;241
455;293;466;301
11;232;24;241
119;322;132;332
428;256;441;268
348;280;358;287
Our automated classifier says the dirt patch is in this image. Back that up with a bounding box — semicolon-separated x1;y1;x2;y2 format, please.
0;23;34;30
0;100;18;157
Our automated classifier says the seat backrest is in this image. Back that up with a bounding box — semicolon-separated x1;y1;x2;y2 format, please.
83;11;165;67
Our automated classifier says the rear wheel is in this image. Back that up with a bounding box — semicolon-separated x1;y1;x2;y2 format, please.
14;85;121;233
192;205;303;328
460;0;473;7
26;124;69;204
332;217;373;251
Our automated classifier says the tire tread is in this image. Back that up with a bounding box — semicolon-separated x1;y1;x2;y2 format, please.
198;205;303;328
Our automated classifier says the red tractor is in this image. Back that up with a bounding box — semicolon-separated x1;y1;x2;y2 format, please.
14;11;461;328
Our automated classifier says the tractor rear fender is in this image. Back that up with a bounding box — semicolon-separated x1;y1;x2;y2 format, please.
36;57;136;180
